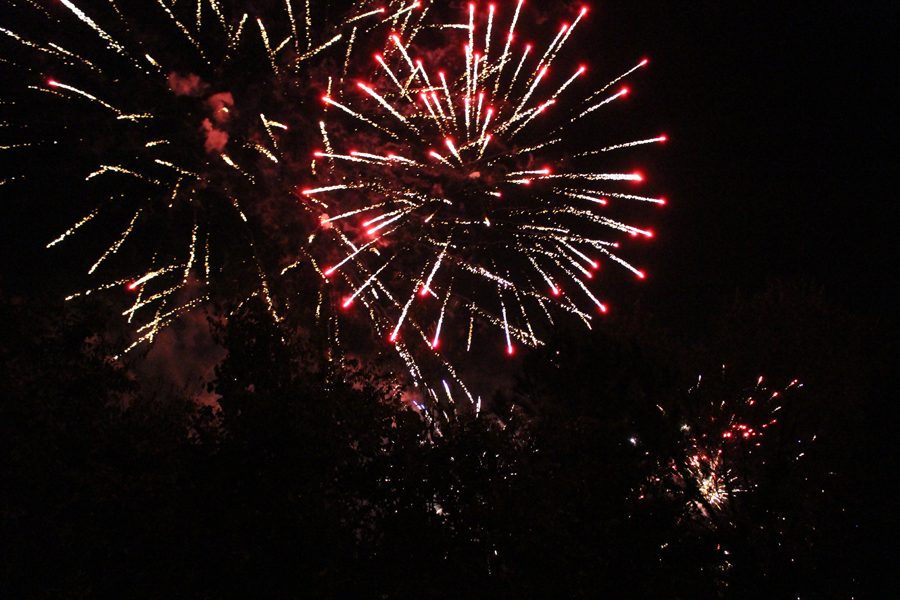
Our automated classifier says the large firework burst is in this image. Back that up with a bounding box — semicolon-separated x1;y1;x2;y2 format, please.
302;1;665;400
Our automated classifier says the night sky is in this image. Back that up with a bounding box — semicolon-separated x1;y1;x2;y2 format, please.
596;1;898;332
2;1;896;332
0;0;900;586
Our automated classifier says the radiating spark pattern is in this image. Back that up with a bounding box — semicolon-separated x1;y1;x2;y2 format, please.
0;0;409;363
2;1;667;411
640;374;807;527
306;2;666;397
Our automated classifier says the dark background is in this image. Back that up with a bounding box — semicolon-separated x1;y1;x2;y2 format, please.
1;1;897;597
598;0;898;332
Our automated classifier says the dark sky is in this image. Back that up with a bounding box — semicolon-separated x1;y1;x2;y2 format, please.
1;0;897;336
595;1;898;331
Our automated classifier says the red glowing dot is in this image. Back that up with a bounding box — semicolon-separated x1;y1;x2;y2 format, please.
643;230;654;238
598;304;609;314
47;79;58;87
660;133;668;142
658;197;668;206
418;286;430;297
301;189;312;195
389;332;399;342
525;43;532;51
577;65;587;74
620;86;630;96
506;345;515;356
551;286;561;296
640;57;650;66
431;339;440;350
580;6;589;16
322;95;330;103
324;267;335;276
342;297;354;309
632;171;644;181
127;282;139;291
636;270;647;280
313;151;324;157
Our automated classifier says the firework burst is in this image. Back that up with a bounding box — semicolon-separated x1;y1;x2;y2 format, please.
640;374;807;527
303;1;665;401
0;0;411;355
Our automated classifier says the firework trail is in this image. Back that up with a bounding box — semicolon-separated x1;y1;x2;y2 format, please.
303;1;666;404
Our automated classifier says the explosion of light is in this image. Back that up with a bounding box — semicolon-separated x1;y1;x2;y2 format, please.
0;0;422;357
2;1;667;412
640;375;806;526
306;1;666;401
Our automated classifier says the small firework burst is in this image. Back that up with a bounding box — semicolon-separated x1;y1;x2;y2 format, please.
641;373;807;526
